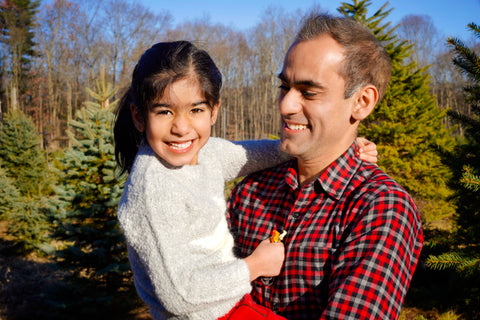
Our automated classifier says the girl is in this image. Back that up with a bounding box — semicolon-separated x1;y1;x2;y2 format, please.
114;41;377;320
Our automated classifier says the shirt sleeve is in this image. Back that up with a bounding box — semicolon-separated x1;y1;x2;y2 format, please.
322;189;423;320
209;137;291;181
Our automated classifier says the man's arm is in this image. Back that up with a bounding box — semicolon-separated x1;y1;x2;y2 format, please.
322;189;423;320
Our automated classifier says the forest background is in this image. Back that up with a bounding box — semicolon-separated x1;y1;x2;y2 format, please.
1;0;480;319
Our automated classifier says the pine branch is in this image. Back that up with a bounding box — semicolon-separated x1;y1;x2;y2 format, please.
426;253;465;270
426;253;480;275
461;166;480;192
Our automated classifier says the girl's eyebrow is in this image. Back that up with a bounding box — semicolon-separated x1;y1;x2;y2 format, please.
192;100;209;107
149;101;209;109
149;103;169;109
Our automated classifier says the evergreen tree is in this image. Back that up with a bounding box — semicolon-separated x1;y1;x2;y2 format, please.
48;70;132;316
0;110;50;251
0;166;21;220
426;23;480;316
0;109;50;196
338;0;456;227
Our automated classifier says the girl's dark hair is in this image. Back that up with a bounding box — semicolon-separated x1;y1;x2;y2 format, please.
114;41;222;175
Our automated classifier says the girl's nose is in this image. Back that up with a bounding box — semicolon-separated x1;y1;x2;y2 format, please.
171;114;191;136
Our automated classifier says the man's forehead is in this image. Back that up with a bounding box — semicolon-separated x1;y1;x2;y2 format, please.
281;37;345;82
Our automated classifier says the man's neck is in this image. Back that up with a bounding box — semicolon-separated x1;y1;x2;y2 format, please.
296;141;354;187
297;157;332;187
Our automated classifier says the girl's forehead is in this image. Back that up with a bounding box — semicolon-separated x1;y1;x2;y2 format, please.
156;77;206;104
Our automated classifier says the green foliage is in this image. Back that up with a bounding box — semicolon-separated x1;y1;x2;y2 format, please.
0;110;51;251
0;167;21;220
427;253;480;275
339;0;456;226
461;166;480;192
443;23;480;249
424;22;480;319
0;110;51;196
47;70;132;314
7;196;50;251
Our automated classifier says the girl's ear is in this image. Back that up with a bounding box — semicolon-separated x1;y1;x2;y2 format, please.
351;85;378;121
210;99;220;126
130;104;145;132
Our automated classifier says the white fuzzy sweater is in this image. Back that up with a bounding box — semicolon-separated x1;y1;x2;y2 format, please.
117;137;288;319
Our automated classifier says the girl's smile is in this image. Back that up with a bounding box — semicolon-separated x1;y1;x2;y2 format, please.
165;140;195;153
132;76;219;167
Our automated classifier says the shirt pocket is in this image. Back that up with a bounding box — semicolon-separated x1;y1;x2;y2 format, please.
289;244;334;291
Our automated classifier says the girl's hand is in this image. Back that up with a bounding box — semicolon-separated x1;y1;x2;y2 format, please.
356;137;378;164
244;239;285;281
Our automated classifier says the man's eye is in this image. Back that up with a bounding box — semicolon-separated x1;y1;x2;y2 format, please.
301;91;315;98
278;84;289;92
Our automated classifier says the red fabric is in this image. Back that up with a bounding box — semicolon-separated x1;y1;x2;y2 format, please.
227;143;424;319
218;294;286;320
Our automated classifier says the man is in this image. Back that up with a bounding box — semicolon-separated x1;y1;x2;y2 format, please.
227;13;423;319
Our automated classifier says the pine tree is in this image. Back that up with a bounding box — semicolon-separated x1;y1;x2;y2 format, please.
0;109;50;196
0;110;50;251
426;25;480;312
0;166;21;220
338;0;456;227
48;70;133;316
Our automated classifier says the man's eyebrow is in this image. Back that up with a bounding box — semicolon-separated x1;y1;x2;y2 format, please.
277;73;324;89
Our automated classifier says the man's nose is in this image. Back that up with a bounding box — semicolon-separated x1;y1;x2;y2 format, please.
279;90;302;115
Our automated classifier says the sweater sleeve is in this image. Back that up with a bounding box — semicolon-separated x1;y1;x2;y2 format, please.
119;161;252;318
208;137;291;181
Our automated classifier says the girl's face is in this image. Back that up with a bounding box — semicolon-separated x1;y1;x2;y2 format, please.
132;77;219;166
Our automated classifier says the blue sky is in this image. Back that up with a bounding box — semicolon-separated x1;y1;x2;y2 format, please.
140;0;480;40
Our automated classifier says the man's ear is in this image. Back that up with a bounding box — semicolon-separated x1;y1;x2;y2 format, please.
130;104;145;132
351;85;378;121
210;99;220;126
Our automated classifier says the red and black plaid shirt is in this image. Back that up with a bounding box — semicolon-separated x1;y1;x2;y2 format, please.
227;143;423;320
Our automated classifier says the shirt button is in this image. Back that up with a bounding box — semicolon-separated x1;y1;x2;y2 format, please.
261;277;274;286
290;212;300;219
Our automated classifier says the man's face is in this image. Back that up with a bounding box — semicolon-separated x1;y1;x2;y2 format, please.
278;35;358;165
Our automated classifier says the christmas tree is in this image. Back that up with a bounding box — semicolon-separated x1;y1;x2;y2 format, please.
48;70;133;316
339;0;456;227
0;110;50;251
0;110;50;196
426;23;480;316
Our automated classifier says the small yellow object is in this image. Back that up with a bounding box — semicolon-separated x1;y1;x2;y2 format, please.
270;230;287;243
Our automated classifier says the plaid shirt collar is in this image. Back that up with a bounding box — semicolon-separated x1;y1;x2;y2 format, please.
284;141;360;200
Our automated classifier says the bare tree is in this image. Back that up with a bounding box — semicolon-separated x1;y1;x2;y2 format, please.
101;0;172;90
36;0;84;148
396;14;444;68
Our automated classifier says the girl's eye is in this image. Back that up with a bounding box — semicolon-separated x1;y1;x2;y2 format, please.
191;107;204;114
155;109;172;115
278;84;289;92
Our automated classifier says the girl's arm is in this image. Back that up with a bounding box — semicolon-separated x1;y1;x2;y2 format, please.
210;137;378;181
208;137;290;181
